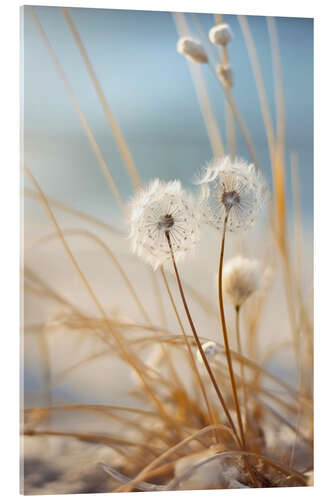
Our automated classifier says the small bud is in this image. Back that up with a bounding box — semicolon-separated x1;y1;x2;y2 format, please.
223;256;260;307
196;341;219;364
177;36;208;64
216;63;234;88
209;23;233;46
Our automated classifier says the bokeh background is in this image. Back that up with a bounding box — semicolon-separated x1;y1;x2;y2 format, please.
23;7;313;222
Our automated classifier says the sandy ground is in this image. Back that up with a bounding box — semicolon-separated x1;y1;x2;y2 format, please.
22;203;313;493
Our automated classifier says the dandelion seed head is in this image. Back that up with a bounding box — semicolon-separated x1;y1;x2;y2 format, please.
128;179;200;269
196;341;219;364
209;24;233;45
177;36;209;64
196;156;268;232
223;255;260;307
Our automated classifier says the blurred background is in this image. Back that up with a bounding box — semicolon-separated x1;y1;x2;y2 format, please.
23;7;313;222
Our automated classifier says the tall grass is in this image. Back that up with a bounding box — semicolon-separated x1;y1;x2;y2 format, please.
22;7;313;493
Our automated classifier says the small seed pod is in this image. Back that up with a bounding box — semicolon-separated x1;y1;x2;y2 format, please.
177;36;208;64
216;63;234;88
209;23;233;46
196;341;219;364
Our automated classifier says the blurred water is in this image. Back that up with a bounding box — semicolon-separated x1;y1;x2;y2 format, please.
23;6;313;225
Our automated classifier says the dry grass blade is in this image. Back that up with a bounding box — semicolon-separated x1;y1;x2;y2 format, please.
238;15;276;167
173;12;224;157
25;188;124;236
165;450;306;490
160;266;218;432
267;17;286;166
27;6;125;212
24;165;179;425
100;463;164;491
28;228;151;323
24;429;163;456
61;7;141;189
116;423;236;492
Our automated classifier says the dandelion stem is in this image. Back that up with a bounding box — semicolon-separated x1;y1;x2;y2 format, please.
235;305;248;430
217;214;248;450
165;231;241;446
160;266;219;436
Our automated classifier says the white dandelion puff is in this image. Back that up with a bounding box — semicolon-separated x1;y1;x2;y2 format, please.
177;36;209;64
128;179;200;269
196;341;220;365
196;156;268;232
209;24;233;46
223;255;260;307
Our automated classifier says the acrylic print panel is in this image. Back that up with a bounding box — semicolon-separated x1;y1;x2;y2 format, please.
22;4;313;494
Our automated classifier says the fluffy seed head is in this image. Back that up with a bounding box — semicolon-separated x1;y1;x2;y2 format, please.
223;255;260;307
209;23;233;45
196;341;220;364
128;179;200;269
177;36;208;64
196;156;268;232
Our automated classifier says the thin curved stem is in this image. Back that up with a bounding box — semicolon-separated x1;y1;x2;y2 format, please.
218;214;246;449
24;165;178;428
235;305;248;430
115;423;236;493
165;450;306;490
165;232;241;447
160;267;218;433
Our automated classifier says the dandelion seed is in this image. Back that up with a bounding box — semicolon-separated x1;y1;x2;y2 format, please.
128;179;200;269
209;24;233;46
177;36;209;64
196;156;268;232
196;341;219;364
223;255;260;307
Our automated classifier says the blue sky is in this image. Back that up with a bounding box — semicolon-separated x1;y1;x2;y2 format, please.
23;7;313;222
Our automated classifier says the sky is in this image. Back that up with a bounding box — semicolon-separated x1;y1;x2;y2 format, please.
23;6;313;223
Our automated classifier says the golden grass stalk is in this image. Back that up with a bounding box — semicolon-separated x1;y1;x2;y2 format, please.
237;15;276;168
213;13;236;158
267;17;286;170
61;7;141;190
166;450;306;490
217;215;246;448
27;228;151;323
238;16;303;401
24;405;174;447
25;188;124;236
192;14;259;167
173;12;224;158
160;266;218;432
223;87;260;168
24;165;176;425
24;429;163;457
235;305;248;429
116;423;235;492
27;6;125;212
165;231;241;446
